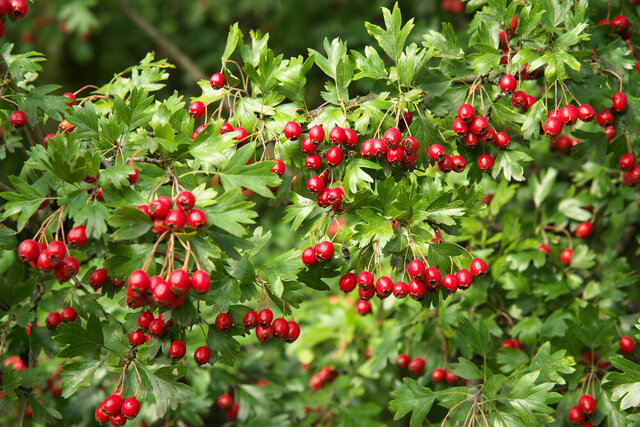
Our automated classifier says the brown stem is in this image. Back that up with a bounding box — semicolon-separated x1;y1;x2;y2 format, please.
112;0;206;82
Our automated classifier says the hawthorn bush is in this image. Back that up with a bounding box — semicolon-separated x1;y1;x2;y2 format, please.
1;0;640;426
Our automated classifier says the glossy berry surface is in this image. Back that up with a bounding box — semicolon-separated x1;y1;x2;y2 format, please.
620;335;636;354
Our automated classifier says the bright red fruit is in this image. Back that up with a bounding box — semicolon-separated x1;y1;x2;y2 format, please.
339;272;357;293
397;353;410;369
191;270;210;293
458;103;475;124
408;357;425;375
620;335;636;354
469;258;488;277
432;368;446;382
477;154;493;172
611;91;628;112
10;110;27;128
499;74;517;93
18;239;40;262
46;312;61;329
578;395;596;415
194;346;211;365
302;247;316;266
170;340;186;360
209;72;226;89
187;209;207;229
284;121;301;140
215;312;233;332
356;300;371;315
560;248;573;265
567;405;584;425
575;222;593;238
315;241;334;261
60;307;76;322
578;104;595;122
102;394;123;416
188;101;205;119
218;394;233;409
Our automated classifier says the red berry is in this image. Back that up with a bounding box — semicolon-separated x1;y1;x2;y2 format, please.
258;308;273;327
578;104;595;122
620;335;636;354
408;357;425;375
120;397;140;419
9;0;27;19
152;278;171;301
301;136;317;154
187;209;207;230
109;413;126;427
596;108;614;127
215;312;233;332
175;191;196;212
233;126;249;145
442;274;458;294
357;271;375;290
611;15;629;33
612;91;628;112
167;269;190;296
243;310;258;330
306;176;324;195
356;300;371;315
60;306;76;322
339;272;357;293
559;105;578;126
494;132;510;149
285;320;300;343
543;117;563;137
164;209;187;231
438;154;454;173
477;154;493;172
315;241;334;262
393;281;408;299
455;269;473;290
402;136;419;153
620;153;636;171
192;124;206;140
431;368;446;382
360;139;374;159
190;270;210;294
128;270;150;296
256;324;274;342
10;112;27;129
102;394;123;416
194;346;211;365
272;318;289;338
188;101;205;119
210;72;225;89
301;247;316;266
383;127;402;148
90;268;108;289
510;91;527;109
386;146;405;165
469;258;488;277
46;312;61;329
470;116;488;135
575;222;593;238
309;125;325;144
169;340;186;361
284;121;302;140
220;122;234;135
225;403;239;421
560;248;573;265
305;154;322;171
507;15;518;35
425;267;442;291
148;318;166;337
452;118;468;137
499;74;517;93
578;394;596;415
55;256;79;280
344;128;358;147
270;159;285;177
397;353;410;369
129;329;145;347
446;370;460;385
458;104;475;124
408;279;426;301
329;126;346;145
568;405;584;425
326;146;344;167
452;155;466;172
463;133;478;148
428;144;445;162
375;276;393;299
149;199;170;219
218;394;233;409
18;239;40;262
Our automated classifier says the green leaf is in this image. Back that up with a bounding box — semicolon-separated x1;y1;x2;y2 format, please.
529;342;575;385
283;192;321;232
491;149;533;182
0;175;47;231
558;198;592;221
451;357;483;380
530;168;558;208
353;46;388;80
365;3;414;63
21;84;67;124
226;256;255;284
457;318;490;358
505;371;562;425
138;364;195;417
422;23;464;59
58;360;102;398
55;314;104;357
389;378;435;427
206;326;242;366
108;206;152;241
208;188;257;236
605;356;640;410
343;158;382;193
353;208;394;248
218;142;281;198
222;23;242;63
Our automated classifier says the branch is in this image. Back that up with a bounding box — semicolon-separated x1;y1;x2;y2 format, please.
112;0;207;82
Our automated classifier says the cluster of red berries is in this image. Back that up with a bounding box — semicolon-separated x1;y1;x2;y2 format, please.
88;267;126;291
131;321;211;367
95;394;140;426
217;394;239;421
309;366;339;389
567;395;596;425
497;16;519;65
45;306;76;330
301;240;335;266
537;243;576;267
431;368;463;386
291;122;350;169
138;191;207;234
619;152;640;188
18;239;79;282
599;14;632;39
360;127;420;170
241;308;300;343
428;143;467;174
0;0;29;41
396;354;425;375
125;268;210;310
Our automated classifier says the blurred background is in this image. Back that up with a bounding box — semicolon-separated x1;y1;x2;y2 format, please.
4;0;467;97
